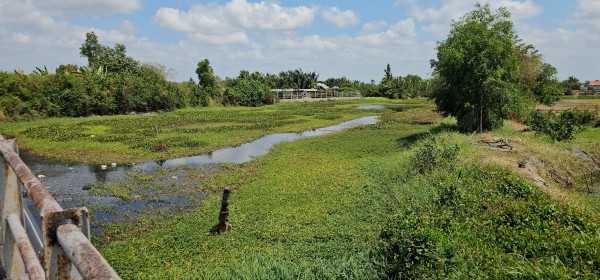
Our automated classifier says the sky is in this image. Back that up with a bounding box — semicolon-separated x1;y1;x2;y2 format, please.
1;0;599;83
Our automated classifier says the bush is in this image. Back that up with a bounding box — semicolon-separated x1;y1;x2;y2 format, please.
496;175;533;199
378;165;600;279
222;79;274;107
0;69;190;120
411;135;460;174
525;109;595;141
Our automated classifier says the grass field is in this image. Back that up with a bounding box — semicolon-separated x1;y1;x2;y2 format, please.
0;98;425;164
2;98;598;278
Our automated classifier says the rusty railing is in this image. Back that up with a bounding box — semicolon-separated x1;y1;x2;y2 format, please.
0;135;120;279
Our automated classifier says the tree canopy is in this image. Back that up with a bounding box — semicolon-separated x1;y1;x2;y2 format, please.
80;32;139;73
431;4;520;133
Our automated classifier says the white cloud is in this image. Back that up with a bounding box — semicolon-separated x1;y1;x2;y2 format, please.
154;0;319;46
321;7;359;28
574;0;600;30
154;7;229;33
226;0;317;30
154;0;318;33
518;24;600;80
494;0;542;19
362;20;387;33
36;0;141;16
191;32;251;45
272;35;339;51
389;18;417;37
406;0;542;37
0;0;139;75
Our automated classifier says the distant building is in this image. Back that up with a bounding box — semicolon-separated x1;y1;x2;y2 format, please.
316;82;329;90
588;80;600;90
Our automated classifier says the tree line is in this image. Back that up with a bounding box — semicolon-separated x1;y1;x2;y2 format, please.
0;20;587;121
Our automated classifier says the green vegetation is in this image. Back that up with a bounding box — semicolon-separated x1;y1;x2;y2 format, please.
222;78;274;106
378;133;599;278
374;63;430;99
431;4;520;132
0;99;415;164
526;109;596;141
430;4;563;133
0;32;188;120
1;3;598;279
87;100;598;279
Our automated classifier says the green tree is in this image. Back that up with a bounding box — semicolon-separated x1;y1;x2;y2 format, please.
384;63;393;81
561;76;581;95
401;74;428;98
534;63;562;104
222;79;273;106
79;32;139;73
431;4;519;133
276;69;318;89
80;32;102;68
195;59;219;98
380;64;401;99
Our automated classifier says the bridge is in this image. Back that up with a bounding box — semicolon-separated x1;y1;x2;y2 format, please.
0;134;120;279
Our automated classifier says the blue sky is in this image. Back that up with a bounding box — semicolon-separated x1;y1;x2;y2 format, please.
1;0;598;83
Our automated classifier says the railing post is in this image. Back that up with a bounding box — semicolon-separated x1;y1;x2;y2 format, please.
0;135;121;279
0;139;28;279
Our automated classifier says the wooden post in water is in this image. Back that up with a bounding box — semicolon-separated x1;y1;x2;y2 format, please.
212;188;231;234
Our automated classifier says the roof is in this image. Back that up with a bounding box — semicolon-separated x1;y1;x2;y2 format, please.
588;80;600;86
316;82;329;89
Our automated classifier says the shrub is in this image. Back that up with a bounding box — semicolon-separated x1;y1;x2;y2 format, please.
222;79;274;107
378;165;600;279
496;175;533;199
525;109;595;141
411;135;460;174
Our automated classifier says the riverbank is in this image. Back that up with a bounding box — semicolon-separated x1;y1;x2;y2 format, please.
4;99;598;278
94;102;598;278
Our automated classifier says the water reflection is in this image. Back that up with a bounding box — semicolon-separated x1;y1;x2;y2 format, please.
358;104;407;111
21;116;379;186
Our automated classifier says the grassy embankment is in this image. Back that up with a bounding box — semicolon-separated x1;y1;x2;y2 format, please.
92;100;597;279
2;98;598;278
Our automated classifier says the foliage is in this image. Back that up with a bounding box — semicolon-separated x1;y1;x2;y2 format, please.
534;63;563;105
431;4;521;132
181;78;209;107
378;133;599;279
402;75;428;98
561;76;582;95
0;33;190;119
374;63;429;99
80;32;139;74
514;43;565;105
0;99;410;163
195;59;220;99
276;69;319;89
323;77;357;88
222;78;274;106
411;134;460;174
526;109;595;141
96;101;433;278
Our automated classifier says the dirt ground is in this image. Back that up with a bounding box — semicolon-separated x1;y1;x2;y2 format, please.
536;98;600;117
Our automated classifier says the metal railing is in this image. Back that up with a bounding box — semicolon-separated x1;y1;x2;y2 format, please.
0;135;120;279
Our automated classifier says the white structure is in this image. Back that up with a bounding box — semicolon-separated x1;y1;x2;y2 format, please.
587;80;600;90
